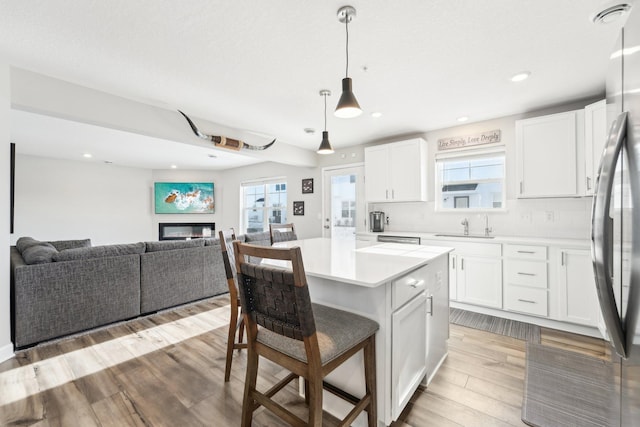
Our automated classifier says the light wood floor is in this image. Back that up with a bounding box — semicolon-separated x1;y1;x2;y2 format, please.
0;295;609;426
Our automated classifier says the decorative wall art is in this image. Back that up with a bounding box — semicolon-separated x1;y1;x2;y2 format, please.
154;182;215;214
437;129;501;151
302;178;314;194
293;201;305;216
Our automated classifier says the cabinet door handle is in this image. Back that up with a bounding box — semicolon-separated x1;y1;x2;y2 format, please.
561;252;566;266
587;176;592;190
427;295;433;316
517;272;536;276
407;279;424;289
452;258;456;269
461;259;464;270
391;189;395;199
386;189;389;199
517;298;537;304
520;181;524;194
517;250;535;254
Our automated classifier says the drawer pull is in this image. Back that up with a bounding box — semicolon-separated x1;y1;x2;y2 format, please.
517;272;536;276
407;279;424;289
517;298;537;304
517;250;536;254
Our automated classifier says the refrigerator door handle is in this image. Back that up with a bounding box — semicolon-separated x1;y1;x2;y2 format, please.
592;111;628;358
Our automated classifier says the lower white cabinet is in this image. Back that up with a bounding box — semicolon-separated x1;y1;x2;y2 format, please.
504;244;549;317
391;291;427;420
456;248;503;308
423;240;502;308
556;248;600;327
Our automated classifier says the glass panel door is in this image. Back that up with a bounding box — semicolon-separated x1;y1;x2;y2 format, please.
322;166;365;239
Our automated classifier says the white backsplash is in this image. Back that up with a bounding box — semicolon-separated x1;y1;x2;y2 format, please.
370;197;592;240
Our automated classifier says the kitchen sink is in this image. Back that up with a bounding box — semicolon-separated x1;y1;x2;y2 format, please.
434;233;495;239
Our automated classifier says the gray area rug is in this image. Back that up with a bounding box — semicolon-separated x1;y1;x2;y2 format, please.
522;342;615;427
449;308;541;342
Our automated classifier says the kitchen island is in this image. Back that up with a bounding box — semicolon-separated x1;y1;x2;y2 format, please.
269;238;452;426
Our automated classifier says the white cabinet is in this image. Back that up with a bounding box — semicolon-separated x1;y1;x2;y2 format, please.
584;99;607;196
391;264;429;420
424;254;449;386
556;248;600;327
516;110;583;198
503;244;549;317
365;138;427;202
430;241;502;308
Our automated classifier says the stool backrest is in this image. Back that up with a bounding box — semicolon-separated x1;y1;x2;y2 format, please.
269;223;298;245
219;228;237;284
233;241;315;340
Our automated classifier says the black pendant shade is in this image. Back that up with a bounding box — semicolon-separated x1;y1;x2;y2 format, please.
335;77;362;118
317;131;334;154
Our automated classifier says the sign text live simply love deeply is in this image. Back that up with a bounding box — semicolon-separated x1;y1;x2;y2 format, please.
437;129;501;150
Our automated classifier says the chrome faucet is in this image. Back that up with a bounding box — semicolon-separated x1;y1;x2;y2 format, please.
461;218;469;236
484;214;493;237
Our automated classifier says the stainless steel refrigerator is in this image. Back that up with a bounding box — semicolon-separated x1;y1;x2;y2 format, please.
592;4;640;425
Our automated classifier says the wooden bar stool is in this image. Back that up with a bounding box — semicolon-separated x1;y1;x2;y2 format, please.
233;241;379;427
218;228;247;382
269;223;298;245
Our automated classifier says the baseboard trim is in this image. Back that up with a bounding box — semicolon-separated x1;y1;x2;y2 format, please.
0;342;14;363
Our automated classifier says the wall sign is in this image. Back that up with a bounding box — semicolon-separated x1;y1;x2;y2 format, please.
437;129;501;151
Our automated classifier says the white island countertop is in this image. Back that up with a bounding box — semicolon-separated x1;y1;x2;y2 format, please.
271;237;452;288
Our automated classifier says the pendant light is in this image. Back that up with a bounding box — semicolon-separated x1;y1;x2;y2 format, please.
317;90;335;154
335;5;362;118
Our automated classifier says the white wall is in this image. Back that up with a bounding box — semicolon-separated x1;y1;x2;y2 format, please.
368;98;601;240
11;155;154;246
0;62;12;361
219;161;322;239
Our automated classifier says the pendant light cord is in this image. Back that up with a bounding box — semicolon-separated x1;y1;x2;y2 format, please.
323;93;328;131
345;17;349;78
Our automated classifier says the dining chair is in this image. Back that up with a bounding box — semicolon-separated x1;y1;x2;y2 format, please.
233;241;379;427
269;222;298;245
218;228;247;382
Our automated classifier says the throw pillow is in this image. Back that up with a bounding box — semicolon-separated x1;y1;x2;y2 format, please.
16;237;41;254
53;242;146;261
145;239;205;252
48;239;92;251
21;242;58;264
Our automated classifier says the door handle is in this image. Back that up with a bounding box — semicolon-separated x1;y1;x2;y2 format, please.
517;272;536;276
427;295;433;316
592;111;627;358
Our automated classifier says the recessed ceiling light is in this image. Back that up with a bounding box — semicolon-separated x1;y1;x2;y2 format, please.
208;154;217;159
171;164;177;169
371;112;382;118
83;153;92;158
104;160;113;164
511;71;531;82
457;116;469;122
591;4;631;24
304;128;316;135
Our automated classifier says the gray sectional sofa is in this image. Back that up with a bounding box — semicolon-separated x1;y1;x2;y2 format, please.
10;232;271;349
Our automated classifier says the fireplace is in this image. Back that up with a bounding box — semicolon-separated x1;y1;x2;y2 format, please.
158;222;215;241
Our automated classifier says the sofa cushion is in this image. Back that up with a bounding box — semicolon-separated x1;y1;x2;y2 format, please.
243;231;271;246
52;242;146;261
203;237;221;247
48;239;92;251
16;237;42;254
21;242;58;264
145;239;205;252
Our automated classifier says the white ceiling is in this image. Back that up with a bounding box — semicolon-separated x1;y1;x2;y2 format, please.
0;0;632;169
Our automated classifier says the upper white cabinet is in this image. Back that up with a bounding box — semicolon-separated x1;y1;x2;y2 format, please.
584;99;608;196
365;138;428;202
516;110;583;198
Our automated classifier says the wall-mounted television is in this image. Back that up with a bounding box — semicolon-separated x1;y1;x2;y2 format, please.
154;182;215;214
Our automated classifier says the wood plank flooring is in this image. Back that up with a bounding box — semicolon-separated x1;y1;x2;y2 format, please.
0;295;609;426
